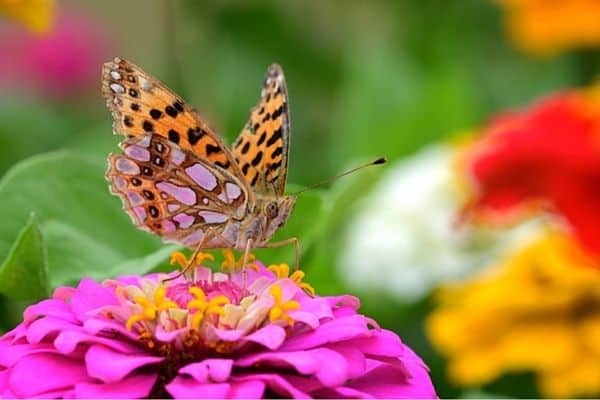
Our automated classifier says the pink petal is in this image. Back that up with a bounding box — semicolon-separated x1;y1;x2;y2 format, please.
166;377;230;398
288;311;320;328
280;315;371;351
4;322;28;343
313;386;374;399
71;278;118;319
75;372;156;398
348;363;436;399
205;326;245;342
8;353;90;397
236;348;349;387
282;374;323;393
0;342;57;367
54;329;141;354
82;316;138;341
233;373;310;399
339;329;405;358
154;326;188;342
52;286;76;301
296;297;333;319
228;380;266;399
242;324;286;350
178;359;233;383
85;344;162;383
325;345;366;379
26;316;80;344
24;299;77;324
229;262;274;288
325;295;361;310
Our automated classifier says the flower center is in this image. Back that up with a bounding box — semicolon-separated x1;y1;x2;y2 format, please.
103;251;315;394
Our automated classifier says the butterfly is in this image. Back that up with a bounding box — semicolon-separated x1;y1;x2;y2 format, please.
102;58;299;269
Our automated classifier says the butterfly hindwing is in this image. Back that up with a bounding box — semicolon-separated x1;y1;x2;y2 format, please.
106;134;247;248
102;57;243;180
232;64;290;196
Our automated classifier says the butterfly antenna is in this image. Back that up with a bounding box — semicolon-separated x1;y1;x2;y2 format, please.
292;157;386;195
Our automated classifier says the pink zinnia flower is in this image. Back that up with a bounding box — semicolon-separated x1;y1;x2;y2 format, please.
0;253;436;398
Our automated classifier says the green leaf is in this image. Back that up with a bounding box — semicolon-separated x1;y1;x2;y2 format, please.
0;214;49;300
0;151;165;288
0;101;71;175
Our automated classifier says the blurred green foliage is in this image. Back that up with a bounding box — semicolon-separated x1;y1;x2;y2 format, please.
0;0;597;397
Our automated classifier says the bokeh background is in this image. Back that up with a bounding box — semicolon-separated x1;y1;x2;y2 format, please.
1;0;600;398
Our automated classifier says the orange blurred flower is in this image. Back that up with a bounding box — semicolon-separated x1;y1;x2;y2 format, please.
427;229;600;397
0;0;55;34
498;0;600;56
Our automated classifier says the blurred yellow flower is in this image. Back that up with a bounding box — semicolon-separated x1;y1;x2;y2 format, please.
498;0;600;56
0;0;55;34
427;229;600;397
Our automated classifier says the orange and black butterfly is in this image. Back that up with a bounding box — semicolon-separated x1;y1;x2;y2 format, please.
102;58;299;266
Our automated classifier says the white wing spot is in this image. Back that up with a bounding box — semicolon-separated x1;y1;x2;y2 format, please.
199;211;228;224
110;83;125;94
140;77;153;91
110;71;122;80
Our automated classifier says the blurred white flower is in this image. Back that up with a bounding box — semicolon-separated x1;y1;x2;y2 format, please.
339;144;537;301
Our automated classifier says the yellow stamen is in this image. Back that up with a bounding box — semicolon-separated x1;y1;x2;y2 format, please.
125;286;179;331
186;286;230;330
268;263;315;295
268;284;300;326
221;249;259;272
268;263;290;278
170;251;215;269
290;270;316;296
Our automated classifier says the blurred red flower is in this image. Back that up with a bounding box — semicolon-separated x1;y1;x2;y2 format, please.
462;87;600;256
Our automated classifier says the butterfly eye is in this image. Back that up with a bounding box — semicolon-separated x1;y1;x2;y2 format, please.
265;202;279;219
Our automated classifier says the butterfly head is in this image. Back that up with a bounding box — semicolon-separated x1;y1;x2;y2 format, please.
259;195;296;240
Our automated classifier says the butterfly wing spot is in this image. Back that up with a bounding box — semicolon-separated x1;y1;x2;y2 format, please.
168;129;180;143
150;109;163;119
161;219;177;233
156;181;197;205
185;163;218;191
142;121;153;132
173;213;195;229
115;158;140;175
124;144;150;162
148;205;159;218
110;83;125;94
199;211;228;224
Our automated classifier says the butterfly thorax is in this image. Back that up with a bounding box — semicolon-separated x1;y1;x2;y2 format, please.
235;195;296;248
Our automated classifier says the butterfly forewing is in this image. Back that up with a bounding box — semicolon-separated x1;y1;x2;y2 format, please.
106;134;248;248
232;64;290;196
102;57;244;181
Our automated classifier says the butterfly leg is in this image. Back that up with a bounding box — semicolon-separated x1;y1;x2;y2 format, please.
263;237;300;270
241;238;254;292
163;228;218;282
